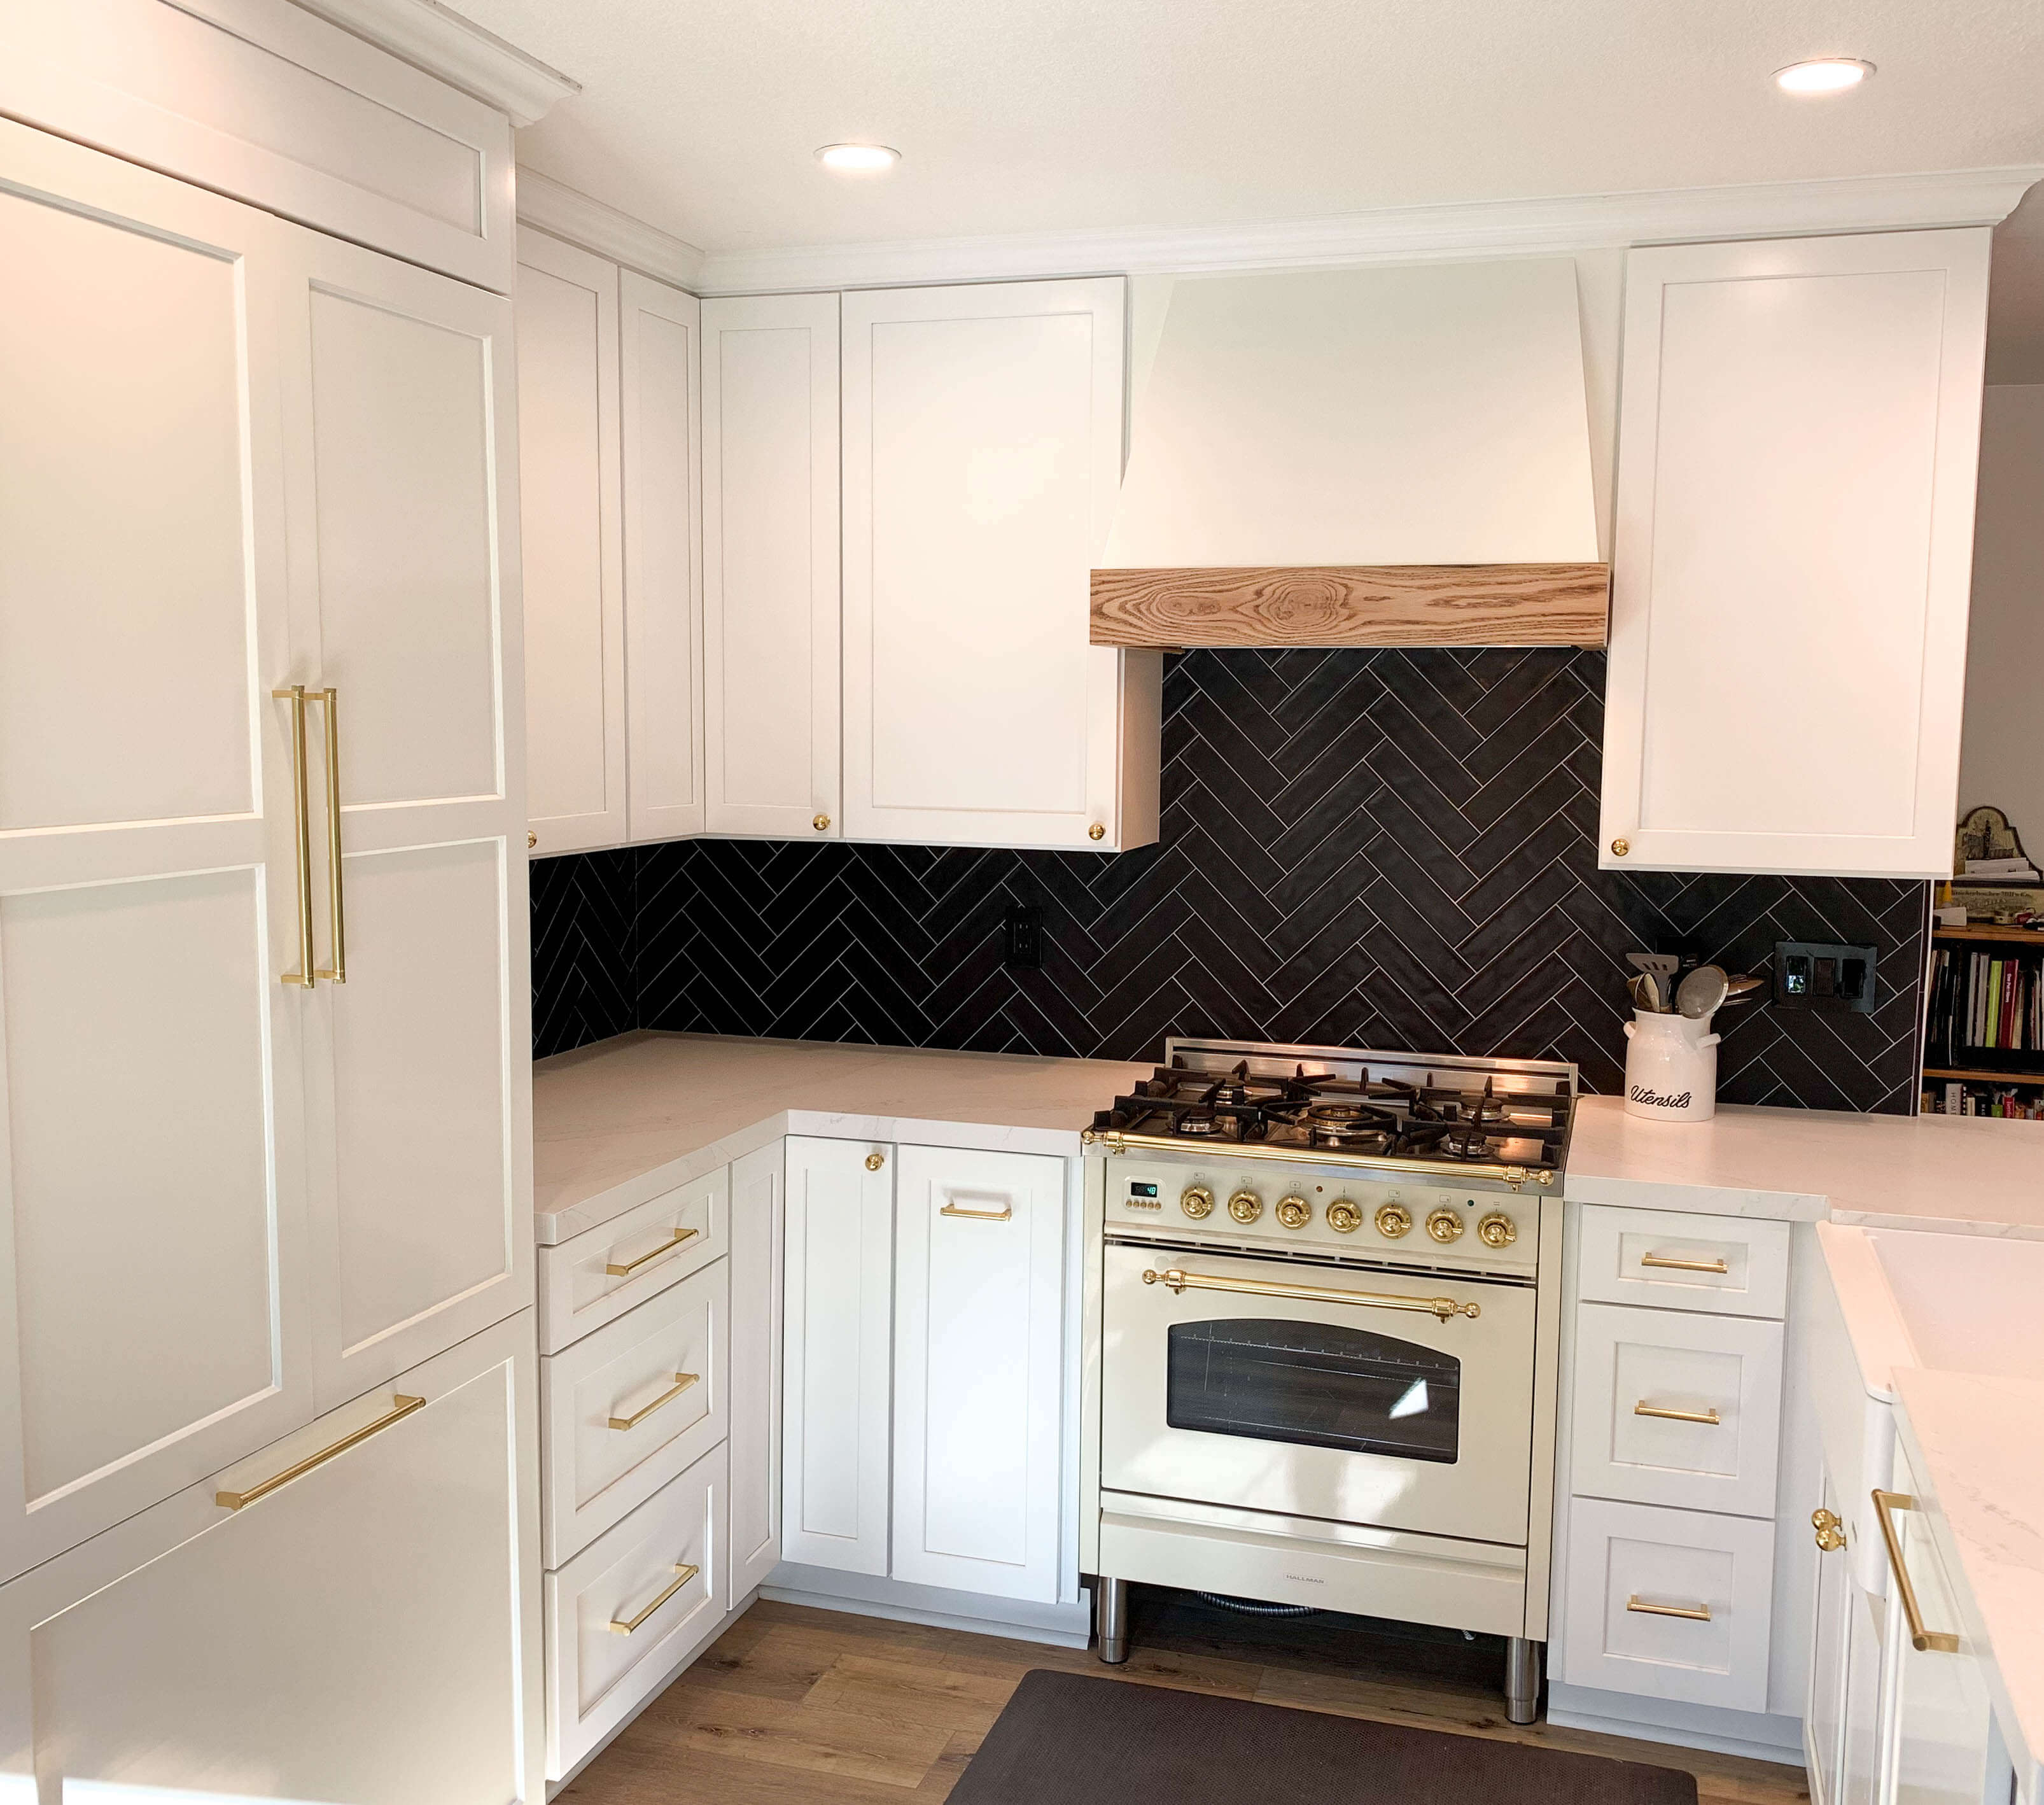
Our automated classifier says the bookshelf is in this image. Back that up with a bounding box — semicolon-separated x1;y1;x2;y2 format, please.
1922;926;2044;1116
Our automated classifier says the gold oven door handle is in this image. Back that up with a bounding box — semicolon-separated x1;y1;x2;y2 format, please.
1626;1595;1712;1622
1142;1267;1480;1323
272;685;317;988
608;1372;699;1432
216;1393;425;1509
1634;1401;1722;1426
311;686;345;983
605;1226;699;1277
1873;1490;1961;1652
1639;1251;1729;1274
610;1563;700;1634
939;1200;1013;1221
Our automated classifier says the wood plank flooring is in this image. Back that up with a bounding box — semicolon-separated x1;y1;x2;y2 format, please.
558;1595;1812;1805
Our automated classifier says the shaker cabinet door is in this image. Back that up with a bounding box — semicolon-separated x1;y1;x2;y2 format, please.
729;1139;786;1595
1601;229;1989;878
0;119;315;1582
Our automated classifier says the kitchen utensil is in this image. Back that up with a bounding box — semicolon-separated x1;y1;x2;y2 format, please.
1627;952;1681;980
1676;964;1730;1020
1724;973;1761;997
1628;974;1659;1013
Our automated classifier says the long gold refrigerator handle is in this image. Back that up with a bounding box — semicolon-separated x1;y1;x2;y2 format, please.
272;686;317;988
311;686;346;983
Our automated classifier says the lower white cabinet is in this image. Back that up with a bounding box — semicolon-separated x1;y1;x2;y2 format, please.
546;1439;727;1780
781;1135;896;1574
0;1309;543;1801
891;1144;1066;1601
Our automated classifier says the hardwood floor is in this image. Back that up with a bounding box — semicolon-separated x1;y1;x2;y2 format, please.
558;1592;1812;1804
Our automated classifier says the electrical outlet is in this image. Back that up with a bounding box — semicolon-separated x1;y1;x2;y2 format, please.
1004;903;1044;970
1774;941;1879;1013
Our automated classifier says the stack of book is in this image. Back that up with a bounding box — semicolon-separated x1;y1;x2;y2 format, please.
1924;944;2043;1067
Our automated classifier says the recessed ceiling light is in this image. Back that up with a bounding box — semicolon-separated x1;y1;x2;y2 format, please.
816;143;900;174
1774;57;1874;95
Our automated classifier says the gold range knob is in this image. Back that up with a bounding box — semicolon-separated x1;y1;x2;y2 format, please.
1477;1212;1517;1249
1812;1508;1846;1553
1275;1195;1311;1230
1325;1199;1362;1233
1179;1184;1214;1220
1227;1190;1263;1225
1425;1207;1464;1244
1374;1203;1413;1239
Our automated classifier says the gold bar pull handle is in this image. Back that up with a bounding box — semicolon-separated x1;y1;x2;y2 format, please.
605;1226;698;1277
1143;1267;1480;1323
272;685;317;988
1873;1490;1962;1652
1626;1596;1712;1622
311;686;345;983
610;1563;700;1634
216;1393;424;1510
608;1372;699;1432
1640;1251;1729;1274
1634;1401;1722;1426
940;1199;1013;1221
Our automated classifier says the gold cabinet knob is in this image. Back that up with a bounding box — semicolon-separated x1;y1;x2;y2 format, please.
1275;1195;1311;1230
1375;1202;1413;1239
1611;838;1630;857
1088;823;1106;841
815;813;832;832
526;830;537;849
1179;1184;1214;1220
1812;1508;1846;1553
1477;1212;1517;1249
1425;1207;1464;1244
864;1151;885;1171
1227;1190;1263;1225
1326;1199;1362;1233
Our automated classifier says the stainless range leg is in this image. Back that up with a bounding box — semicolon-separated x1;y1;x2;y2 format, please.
1504;1637;1542;1724
1095;1577;1130;1664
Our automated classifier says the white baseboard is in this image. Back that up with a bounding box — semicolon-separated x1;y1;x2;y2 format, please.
762;1563;1093;1648
1547;1680;1806;1769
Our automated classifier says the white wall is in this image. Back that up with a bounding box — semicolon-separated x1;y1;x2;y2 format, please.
1957;384;2044;852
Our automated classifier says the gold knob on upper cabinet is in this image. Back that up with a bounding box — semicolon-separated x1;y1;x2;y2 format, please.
1275;1195;1311;1230
1180;1184;1214;1220
1611;838;1630;857
865;1151;885;1171
527;831;538;849
1088;823;1106;841
1227;1190;1263;1225
1326;1199;1362;1233
815;813;832;832
1425;1206;1464;1244
1375;1202;1413;1239
1477;1212;1517;1249
1812;1508;1846;1553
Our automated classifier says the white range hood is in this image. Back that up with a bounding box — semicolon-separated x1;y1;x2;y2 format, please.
1093;258;1608;647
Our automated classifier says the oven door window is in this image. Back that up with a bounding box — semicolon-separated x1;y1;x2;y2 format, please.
1165;1317;1460;1463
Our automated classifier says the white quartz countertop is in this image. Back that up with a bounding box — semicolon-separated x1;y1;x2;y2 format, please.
1894;1369;2044;1795
531;1031;1150;1243
1569;1097;2044;1232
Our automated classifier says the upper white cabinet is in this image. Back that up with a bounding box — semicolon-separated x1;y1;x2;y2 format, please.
842;278;1158;851
519;229;627;855
1601;230;1990;878
701;293;844;839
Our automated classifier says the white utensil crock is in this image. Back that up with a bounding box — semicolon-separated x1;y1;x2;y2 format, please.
1622;1011;1721;1122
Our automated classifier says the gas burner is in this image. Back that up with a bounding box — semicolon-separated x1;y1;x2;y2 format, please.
1309;1121;1394;1153
1174;1114;1226;1137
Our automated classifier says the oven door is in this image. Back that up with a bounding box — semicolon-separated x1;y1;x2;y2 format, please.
1100;1241;1536;1546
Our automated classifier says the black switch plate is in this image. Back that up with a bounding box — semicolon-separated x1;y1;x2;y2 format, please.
1004;903;1044;970
1775;941;1878;1013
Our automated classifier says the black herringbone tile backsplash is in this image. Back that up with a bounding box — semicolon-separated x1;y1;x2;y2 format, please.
535;649;1929;1112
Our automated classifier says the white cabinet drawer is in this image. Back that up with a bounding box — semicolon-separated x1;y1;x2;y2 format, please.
544;1440;726;1781
540;1167;729;1356
543;1260;727;1566
1561;1496;1775;1712
1577;1205;1789;1319
1571;1302;1784;1517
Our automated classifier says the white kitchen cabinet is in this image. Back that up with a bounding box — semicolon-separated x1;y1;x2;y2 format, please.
702;293;843;839
729;1140;785;1594
890;1146;1067;1601
841;278;1159;851
1809;1472;1857;1805
0;1309;544;1802
1601;229;1991;878
622;269;707;844
781;1135;894;1574
518;228;627;855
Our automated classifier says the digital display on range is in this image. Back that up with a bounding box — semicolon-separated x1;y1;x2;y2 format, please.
1128;1182;1159;1198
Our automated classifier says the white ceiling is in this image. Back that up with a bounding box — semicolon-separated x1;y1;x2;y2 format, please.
451;0;2044;374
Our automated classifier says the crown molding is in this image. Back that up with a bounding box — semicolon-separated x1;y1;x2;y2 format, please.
516;169;707;290
290;0;577;125
694;165;2044;294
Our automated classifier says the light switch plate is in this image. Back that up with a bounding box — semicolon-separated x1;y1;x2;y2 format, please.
1774;941;1878;1013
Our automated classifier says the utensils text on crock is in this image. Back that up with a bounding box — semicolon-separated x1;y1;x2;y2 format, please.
1676;964;1730;1020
